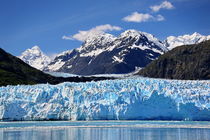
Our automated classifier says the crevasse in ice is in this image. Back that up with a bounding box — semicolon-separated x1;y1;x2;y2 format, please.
0;77;209;121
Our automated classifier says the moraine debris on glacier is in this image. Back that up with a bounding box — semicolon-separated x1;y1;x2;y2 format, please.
0;77;209;121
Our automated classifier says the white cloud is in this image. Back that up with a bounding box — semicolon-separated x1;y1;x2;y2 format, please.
63;24;122;42
122;12;165;23
156;14;165;21
123;12;153;23
62;36;73;40
150;1;174;12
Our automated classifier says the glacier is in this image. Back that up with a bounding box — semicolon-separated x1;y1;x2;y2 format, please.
0;77;209;121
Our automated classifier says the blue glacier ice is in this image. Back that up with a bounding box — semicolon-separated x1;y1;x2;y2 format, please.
0;77;209;121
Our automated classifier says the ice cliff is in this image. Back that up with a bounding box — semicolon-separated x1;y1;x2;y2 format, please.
0;77;209;121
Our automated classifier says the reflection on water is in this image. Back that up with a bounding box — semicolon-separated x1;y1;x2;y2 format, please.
0;127;210;140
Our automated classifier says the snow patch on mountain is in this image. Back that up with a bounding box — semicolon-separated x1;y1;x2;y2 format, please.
112;56;124;63
165;32;210;50
19;46;51;70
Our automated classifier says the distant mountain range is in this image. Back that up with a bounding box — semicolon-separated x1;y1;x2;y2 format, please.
138;40;210;80
19;30;210;75
164;32;210;50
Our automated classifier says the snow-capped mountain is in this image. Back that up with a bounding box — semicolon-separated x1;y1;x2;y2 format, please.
45;30;168;75
165;32;210;50
19;46;51;70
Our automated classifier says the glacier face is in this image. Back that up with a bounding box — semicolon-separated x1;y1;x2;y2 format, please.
0;77;209;121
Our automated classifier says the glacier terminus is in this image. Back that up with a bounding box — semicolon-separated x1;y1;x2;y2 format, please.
0;77;209;121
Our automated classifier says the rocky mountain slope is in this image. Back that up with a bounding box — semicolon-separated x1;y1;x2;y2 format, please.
138;40;210;80
45;30;168;75
19;46;52;70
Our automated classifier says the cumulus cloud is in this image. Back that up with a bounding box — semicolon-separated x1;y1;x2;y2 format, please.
122;12;165;23
122;12;153;23
156;14;165;21
63;24;122;42
150;1;174;12
62;36;72;40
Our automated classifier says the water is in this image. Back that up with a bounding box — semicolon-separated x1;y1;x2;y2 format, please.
0;121;210;140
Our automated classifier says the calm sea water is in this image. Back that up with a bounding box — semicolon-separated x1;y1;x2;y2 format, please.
0;121;210;140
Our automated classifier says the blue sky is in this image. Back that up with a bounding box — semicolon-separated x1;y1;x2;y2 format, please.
0;0;210;56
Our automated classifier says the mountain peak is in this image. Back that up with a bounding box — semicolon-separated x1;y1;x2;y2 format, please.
19;46;51;70
31;45;40;50
192;32;201;37
119;29;141;38
22;45;42;56
118;30;167;52
119;29;155;38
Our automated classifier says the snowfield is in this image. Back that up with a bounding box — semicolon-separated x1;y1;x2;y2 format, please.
0;77;209;121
